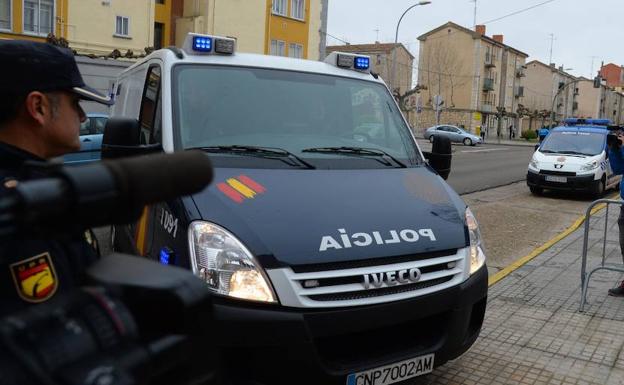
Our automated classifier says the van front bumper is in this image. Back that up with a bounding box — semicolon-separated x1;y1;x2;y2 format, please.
211;265;488;385
527;170;597;191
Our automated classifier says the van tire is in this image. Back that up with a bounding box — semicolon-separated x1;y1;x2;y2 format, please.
530;186;543;195
463;138;472;146
592;178;605;198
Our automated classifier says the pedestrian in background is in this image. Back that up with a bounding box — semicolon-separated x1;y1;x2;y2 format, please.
538;126;550;143
607;131;624;296
0;40;113;315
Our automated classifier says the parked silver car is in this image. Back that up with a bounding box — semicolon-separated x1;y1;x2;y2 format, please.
424;125;482;146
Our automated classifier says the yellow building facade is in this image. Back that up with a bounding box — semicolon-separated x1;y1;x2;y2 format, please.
175;0;325;60
66;0;155;56
0;0;69;41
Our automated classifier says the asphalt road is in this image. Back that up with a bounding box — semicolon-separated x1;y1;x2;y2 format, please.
416;139;536;195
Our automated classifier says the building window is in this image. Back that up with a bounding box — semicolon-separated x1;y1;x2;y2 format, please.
0;0;10;30
155;0;165;3
288;43;303;58
115;16;130;37
154;22;164;49
24;0;54;35
291;0;304;20
270;39;285;56
272;0;287;16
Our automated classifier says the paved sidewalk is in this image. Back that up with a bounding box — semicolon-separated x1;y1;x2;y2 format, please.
413;203;624;384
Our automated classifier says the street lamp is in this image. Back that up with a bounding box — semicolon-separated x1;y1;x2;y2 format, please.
550;79;579;125
390;1;432;95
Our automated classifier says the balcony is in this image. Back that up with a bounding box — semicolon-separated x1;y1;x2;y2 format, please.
484;54;496;68
573;102;579;111
516;69;525;78
481;103;494;113
515;86;524;98
483;78;495;91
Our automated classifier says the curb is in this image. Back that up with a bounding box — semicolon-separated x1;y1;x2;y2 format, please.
482;141;536;148
488;192;620;287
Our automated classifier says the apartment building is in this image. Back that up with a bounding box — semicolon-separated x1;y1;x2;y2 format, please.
66;0;157;56
417;22;528;136
522;60;577;130
325;42;414;95
0;0;68;42
600;63;624;91
576;78;624;125
174;0;327;60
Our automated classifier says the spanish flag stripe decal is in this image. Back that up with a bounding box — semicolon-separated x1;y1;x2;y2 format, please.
136;206;150;256
227;178;257;198
237;175;266;193
217;182;245;203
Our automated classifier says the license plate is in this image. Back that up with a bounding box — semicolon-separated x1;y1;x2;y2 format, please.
545;175;567;183
346;354;434;385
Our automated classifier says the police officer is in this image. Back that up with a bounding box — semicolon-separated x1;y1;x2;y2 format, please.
0;40;113;315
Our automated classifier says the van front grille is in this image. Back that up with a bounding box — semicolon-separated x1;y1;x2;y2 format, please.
266;248;468;309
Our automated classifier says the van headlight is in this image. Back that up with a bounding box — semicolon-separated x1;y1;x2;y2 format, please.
188;221;277;303
580;160;598;171
466;207;486;275
529;157;539;170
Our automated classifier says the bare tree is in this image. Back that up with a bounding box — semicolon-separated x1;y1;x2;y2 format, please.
418;40;469;111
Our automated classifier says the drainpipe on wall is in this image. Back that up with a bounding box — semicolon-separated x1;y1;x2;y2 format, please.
319;0;328;60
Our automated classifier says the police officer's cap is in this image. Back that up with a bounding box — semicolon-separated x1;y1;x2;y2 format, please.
0;40;113;105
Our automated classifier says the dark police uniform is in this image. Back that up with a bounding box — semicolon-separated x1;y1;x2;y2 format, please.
0;142;99;316
0;40;112;316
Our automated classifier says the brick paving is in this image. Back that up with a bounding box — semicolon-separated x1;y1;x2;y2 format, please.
412;203;624;384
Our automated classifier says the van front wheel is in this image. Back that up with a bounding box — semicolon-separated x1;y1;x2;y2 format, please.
592;178;605;198
530;186;543;195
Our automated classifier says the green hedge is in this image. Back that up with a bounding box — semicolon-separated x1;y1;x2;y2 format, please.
521;129;537;140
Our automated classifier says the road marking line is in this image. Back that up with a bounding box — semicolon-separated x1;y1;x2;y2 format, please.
460;148;506;153
488;192;619;287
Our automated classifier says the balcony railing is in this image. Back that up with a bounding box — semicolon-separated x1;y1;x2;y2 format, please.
515;86;524;98
483;78;495;91
484;54;496;68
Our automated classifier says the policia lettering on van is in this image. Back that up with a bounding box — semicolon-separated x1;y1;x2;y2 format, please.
103;33;488;385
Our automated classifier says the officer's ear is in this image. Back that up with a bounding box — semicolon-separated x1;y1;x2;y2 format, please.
23;91;52;126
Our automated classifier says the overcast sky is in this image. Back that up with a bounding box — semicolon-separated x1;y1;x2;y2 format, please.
327;0;623;79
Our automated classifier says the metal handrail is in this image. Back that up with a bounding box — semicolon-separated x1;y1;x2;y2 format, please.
579;199;624;312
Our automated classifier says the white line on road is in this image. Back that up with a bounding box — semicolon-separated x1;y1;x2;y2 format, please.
460;148;506;153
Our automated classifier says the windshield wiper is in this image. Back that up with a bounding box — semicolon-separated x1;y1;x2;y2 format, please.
195;145;316;169
558;150;588;156
301;146;407;168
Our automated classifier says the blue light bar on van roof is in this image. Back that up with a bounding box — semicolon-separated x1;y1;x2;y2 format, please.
325;52;372;73
354;56;370;70
192;36;212;52
182;33;236;56
564;118;612;126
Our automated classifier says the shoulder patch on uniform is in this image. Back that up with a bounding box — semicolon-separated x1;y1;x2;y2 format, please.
10;252;58;303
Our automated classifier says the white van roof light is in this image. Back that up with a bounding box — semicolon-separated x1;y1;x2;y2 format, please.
182;33;236;56
324;52;370;72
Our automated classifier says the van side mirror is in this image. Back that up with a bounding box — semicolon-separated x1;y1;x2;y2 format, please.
423;135;452;180
101;118;162;159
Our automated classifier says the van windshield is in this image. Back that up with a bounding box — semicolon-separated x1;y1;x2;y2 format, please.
540;131;605;156
172;65;421;168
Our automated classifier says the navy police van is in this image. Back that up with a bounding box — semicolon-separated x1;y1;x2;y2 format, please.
527;118;621;197
103;33;488;385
